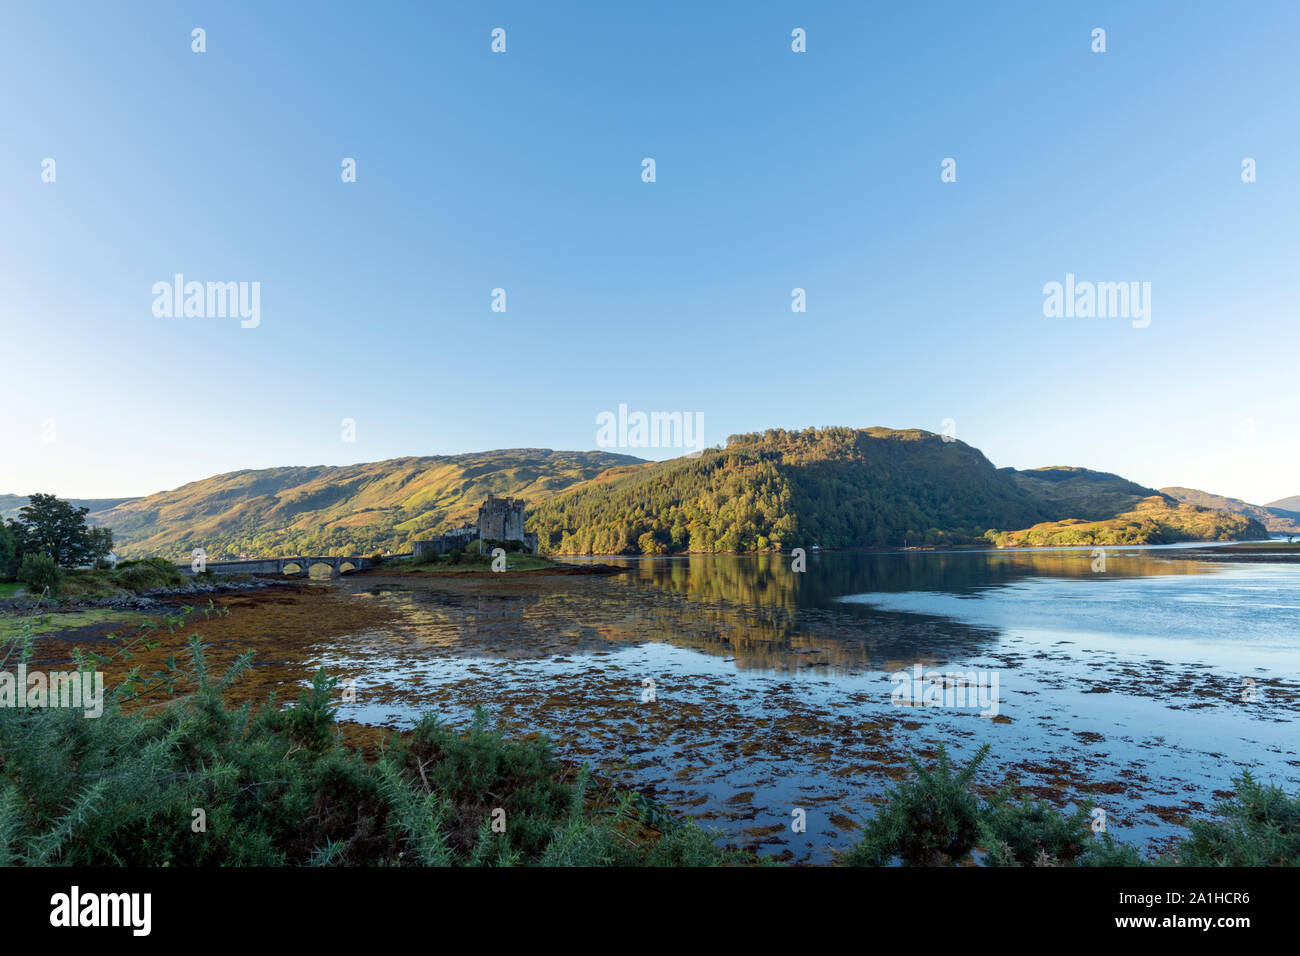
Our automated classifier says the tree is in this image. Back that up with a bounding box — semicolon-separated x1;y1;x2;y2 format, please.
0;521;18;581
10;493;114;568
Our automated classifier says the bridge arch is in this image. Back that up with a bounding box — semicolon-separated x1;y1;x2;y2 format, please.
305;559;340;579
179;554;375;578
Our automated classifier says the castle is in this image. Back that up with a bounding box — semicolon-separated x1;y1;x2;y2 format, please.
412;495;537;558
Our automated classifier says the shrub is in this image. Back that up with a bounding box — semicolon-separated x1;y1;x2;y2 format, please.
843;744;990;866
843;745;1157;867
17;552;60;595
389;708;574;860
979;793;1095;866
112;558;183;593
1175;771;1300;866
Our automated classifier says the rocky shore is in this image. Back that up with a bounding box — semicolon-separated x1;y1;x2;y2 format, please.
0;576;293;614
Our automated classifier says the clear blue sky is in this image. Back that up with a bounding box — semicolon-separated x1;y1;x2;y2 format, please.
2;1;1297;505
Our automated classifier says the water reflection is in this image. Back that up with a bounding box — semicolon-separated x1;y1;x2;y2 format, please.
589;548;1222;610
350;549;1228;676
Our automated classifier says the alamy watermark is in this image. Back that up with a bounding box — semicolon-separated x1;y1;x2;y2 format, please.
152;274;260;328
596;404;704;455
50;886;150;936
890;664;1000;718
1042;273;1150;329
1;665;104;718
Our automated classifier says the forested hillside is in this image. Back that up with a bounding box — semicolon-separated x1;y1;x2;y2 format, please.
528;429;1269;554
528;427;1053;554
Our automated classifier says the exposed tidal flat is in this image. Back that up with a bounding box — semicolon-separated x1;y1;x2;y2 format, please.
28;547;1300;864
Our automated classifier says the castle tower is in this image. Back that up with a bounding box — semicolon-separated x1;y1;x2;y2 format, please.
477;495;525;543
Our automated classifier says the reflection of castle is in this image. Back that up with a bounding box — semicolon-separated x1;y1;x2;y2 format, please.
413;496;538;557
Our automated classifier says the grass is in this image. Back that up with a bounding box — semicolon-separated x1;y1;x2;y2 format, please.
0;582;21;599
0;608;147;640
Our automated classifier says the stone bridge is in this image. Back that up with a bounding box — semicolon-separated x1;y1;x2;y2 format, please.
179;554;409;579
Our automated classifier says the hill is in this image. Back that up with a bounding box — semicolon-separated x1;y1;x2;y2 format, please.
987;496;1269;548
527;428;1268;554
531;428;1106;553
1005;466;1160;520
93;449;645;559
1162;487;1300;534
1265;495;1300;514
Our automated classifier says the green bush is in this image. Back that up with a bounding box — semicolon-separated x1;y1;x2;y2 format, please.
843;743;989;866
111;558;184;592
1175;771;1300;866
979;793;1095;866
841;743;1299;867
17;552;60;595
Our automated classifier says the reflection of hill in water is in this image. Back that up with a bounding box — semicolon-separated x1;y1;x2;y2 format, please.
354;552;1219;674
598;550;1219;609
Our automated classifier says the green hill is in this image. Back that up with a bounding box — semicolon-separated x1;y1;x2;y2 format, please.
531;427;1059;554
95;449;644;559
1005;467;1160;520
987;496;1268;548
527;428;1268;554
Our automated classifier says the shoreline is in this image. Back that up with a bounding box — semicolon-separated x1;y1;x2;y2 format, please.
541;537;1292;559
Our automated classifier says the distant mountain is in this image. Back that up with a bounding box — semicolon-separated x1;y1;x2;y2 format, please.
1163;487;1300;534
1265;495;1300;513
0;494;138;522
94;449;644;559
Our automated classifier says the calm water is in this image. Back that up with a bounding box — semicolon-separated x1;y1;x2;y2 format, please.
319;547;1300;863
